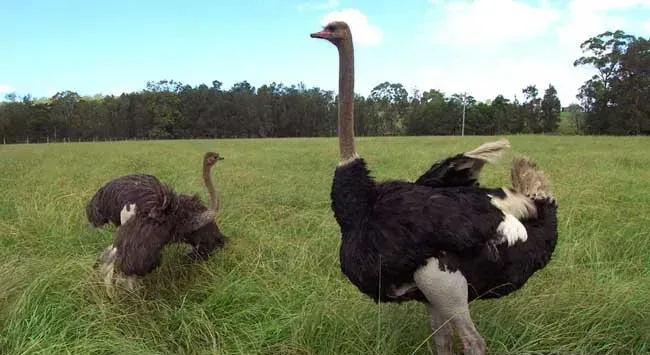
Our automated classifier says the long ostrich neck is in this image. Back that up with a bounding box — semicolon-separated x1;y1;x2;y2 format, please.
330;35;375;232
203;163;218;212
337;38;357;163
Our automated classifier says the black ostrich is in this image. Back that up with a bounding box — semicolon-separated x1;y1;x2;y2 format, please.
311;21;559;355
87;152;228;295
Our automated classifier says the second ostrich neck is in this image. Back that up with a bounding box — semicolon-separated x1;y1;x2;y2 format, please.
337;39;357;164
203;164;218;211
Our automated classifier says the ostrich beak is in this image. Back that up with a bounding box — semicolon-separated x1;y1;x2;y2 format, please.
310;30;332;39
217;156;224;161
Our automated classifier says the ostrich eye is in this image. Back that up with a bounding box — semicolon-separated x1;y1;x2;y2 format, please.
326;25;335;32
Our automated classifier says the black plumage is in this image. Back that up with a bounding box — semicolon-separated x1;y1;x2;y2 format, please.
332;158;557;304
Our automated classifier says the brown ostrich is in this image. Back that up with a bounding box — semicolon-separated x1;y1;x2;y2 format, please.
88;151;228;295
311;21;559;355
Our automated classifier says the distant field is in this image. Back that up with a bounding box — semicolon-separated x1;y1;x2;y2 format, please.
1;135;649;355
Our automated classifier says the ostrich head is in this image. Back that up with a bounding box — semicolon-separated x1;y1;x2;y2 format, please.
310;21;352;46
204;152;224;167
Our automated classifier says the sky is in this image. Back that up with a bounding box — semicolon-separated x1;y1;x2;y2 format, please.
1;0;649;106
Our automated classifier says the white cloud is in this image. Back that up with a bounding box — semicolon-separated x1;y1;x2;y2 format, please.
555;0;650;49
566;0;650;13
297;0;339;12
0;84;15;95
644;21;650;33
426;0;561;48
555;12;626;48
320;9;383;46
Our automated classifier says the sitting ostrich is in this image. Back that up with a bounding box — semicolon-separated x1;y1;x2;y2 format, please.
311;21;558;355
87;152;228;294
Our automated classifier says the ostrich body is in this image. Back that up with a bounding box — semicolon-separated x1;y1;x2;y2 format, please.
88;152;227;292
311;21;558;355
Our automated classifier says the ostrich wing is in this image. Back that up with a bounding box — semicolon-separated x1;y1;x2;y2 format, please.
415;139;511;189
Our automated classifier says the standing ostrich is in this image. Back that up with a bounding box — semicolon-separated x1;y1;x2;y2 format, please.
311;21;558;355
88;152;228;294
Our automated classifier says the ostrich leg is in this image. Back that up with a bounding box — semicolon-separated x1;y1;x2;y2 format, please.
426;303;455;355
414;258;486;355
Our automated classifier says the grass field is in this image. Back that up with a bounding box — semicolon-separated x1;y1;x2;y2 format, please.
1;135;649;355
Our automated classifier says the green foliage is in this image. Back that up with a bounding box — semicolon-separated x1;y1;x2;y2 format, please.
541;84;562;133
1;136;649;354
406;89;456;135
559;104;587;135
0;80;560;144
574;31;650;134
522;85;543;133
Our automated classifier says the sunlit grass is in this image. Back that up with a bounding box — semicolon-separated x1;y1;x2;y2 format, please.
0;135;649;354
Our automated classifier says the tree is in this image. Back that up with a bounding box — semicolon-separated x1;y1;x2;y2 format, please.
491;95;510;134
611;37;650;134
405;89;452;135
50;91;81;140
522;85;542;133
540;84;561;133
466;102;495;135
564;104;586;134
574;30;650;134
370;82;409;135
4;92;18;103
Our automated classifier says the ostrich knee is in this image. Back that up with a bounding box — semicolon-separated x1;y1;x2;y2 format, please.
118;274;139;292
95;245;118;297
102;261;116;299
452;312;486;355
107;271;140;297
426;304;454;355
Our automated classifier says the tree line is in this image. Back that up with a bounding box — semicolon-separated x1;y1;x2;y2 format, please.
0;79;565;144
0;31;647;144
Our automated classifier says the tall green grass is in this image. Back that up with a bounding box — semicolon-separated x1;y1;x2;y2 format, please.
1;135;648;354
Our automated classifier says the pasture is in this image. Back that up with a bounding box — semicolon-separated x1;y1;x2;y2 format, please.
0;135;649;355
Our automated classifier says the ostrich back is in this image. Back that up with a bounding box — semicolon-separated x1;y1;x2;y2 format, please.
86;174;175;227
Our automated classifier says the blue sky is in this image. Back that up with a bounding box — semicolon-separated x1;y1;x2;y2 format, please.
1;0;649;105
